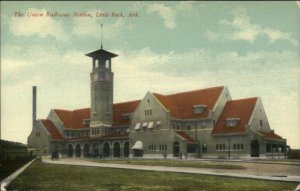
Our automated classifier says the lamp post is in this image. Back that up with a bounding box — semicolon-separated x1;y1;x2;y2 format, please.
228;138;231;160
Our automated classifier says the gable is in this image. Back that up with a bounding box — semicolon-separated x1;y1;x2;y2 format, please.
41;119;63;140
153;86;224;119
212;97;257;135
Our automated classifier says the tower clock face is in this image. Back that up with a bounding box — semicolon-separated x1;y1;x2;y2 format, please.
93;73;98;81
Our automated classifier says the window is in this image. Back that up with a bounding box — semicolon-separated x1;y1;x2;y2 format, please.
233;144;236;150
156;121;161;128
202;144;207;153
121;113;130;121
145;109;152;116
222;144;225;150
187;125;191;130
216;144;219;151
237;144;240;150
105;60;109;69
173;124;176;130
226;118;240;127
260;120;263;127
36;133;40;137
193;105;207;114
241;143;244;150
83;119;90;125
201;121;206;129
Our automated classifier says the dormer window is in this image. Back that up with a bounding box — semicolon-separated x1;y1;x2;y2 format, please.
226;118;240;127
121;113;131;121
83;119;90;125
193;105;207;114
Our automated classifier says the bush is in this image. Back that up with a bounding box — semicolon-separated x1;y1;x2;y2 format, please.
287;149;300;159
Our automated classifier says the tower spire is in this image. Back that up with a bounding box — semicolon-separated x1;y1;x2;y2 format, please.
101;24;103;49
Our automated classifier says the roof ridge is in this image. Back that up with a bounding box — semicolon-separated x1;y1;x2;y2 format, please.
228;97;258;102
113;99;141;105
154;86;224;97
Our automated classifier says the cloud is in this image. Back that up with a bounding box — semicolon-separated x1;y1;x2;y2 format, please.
147;3;176;29
9;8;69;42
297;1;300;8
208;7;298;46
262;28;298;46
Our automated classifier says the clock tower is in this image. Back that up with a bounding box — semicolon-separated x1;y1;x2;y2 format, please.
86;48;118;136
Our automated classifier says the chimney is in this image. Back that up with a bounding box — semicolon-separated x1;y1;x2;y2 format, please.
32;86;37;126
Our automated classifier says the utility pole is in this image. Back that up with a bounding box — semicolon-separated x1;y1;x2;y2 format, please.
228;138;231;160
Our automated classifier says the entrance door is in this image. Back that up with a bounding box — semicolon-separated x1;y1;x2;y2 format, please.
103;143;110;158
67;144;73;157
123;142;129;158
251;140;259;157
173;142;180;158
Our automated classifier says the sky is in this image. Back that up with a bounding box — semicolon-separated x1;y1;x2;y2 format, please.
1;1;299;148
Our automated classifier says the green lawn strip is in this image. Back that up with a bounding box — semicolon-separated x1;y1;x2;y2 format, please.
0;156;35;181
89;159;246;170
253;159;300;166
8;159;298;191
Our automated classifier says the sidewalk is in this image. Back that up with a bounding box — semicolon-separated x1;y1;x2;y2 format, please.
42;157;300;183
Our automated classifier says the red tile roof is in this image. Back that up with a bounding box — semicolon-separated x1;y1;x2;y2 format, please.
41;119;63;140
54;108;90;129
54;100;140;129
212;97;257;135
175;131;196;143
258;131;283;140
154;86;224;119
113;100;140;126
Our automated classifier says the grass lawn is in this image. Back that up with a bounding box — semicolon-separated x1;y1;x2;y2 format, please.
7;159;298;191
89;159;247;170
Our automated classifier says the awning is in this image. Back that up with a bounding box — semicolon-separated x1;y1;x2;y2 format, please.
134;123;141;130
131;141;143;150
142;122;148;128
148;122;154;129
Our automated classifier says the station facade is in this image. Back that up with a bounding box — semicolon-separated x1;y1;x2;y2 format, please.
28;47;287;159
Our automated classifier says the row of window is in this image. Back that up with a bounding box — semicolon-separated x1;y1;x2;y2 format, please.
149;144;167;151
172;122;207;130
145;109;152;116
66;131;89;138
216;143;244;151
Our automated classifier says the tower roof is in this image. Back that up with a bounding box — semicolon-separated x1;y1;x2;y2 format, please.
86;48;118;59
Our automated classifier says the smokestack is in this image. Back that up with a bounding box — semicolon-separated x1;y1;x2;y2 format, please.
32;86;37;126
